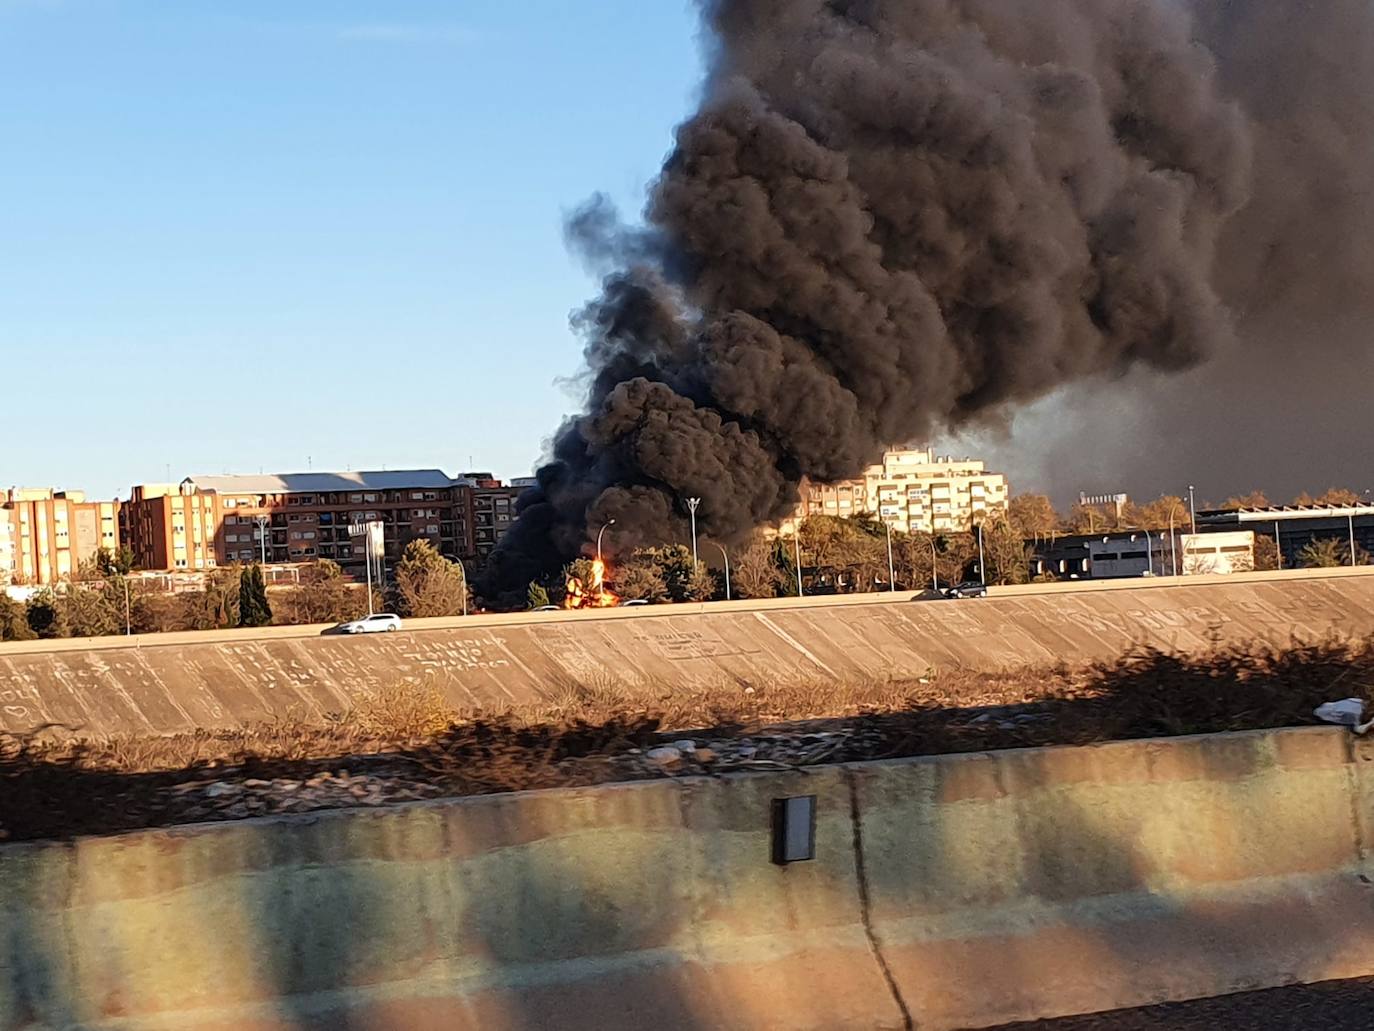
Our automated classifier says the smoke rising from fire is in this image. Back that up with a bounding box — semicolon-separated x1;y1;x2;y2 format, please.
486;0;1366;594
990;0;1374;504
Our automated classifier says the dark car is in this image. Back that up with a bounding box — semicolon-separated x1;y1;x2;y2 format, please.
944;582;988;599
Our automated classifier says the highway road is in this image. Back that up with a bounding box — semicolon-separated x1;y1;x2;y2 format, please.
3;563;1373;659
990;977;1374;1029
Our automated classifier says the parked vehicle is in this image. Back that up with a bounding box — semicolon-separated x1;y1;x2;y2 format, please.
339;613;403;634
622;599;651;606
944;582;988;599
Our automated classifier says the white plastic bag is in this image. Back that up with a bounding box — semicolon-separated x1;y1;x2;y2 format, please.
1314;698;1374;735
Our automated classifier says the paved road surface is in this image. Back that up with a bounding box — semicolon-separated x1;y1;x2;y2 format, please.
989;977;1374;1029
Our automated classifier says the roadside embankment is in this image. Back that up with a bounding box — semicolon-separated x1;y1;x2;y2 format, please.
3;566;1374;738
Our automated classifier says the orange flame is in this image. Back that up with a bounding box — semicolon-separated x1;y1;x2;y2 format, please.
564;557;621;609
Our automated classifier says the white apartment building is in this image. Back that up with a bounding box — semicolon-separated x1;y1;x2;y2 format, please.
781;446;1010;535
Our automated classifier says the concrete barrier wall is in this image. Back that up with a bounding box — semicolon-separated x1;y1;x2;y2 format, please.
3;726;1372;1030
4;568;1374;737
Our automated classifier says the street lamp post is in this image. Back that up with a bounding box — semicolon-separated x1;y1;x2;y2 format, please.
1188;484;1197;536
976;521;987;586
885;519;896;593
686;498;701;569
255;515;269;568
793;532;804;598
1168;507;1179;576
1350;512;1358;568
713;542;731;601
456;558;468;617
1275;520;1283;571
928;534;938;591
596;518;616;563
1141;529;1154;577
119;575;130;635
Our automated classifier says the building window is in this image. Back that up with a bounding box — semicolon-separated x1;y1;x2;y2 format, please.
224;499;237;508
303;532;316;540
411;492;424;501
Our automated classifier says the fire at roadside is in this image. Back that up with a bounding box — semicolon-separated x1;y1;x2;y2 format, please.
3;639;1372;844
563;558;620;609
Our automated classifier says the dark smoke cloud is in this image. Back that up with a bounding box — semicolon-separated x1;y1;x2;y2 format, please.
484;0;1323;594
991;1;1374;505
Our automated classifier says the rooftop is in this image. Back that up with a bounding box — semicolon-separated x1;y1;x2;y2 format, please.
1199;505;1374;523
182;470;457;495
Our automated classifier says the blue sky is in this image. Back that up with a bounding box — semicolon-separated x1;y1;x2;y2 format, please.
0;0;704;498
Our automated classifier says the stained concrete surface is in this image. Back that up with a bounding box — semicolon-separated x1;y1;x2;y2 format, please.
4;569;1374;737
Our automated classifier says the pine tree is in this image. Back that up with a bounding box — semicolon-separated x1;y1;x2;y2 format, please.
394;540;470;617
238;564;272;627
526;582;552;610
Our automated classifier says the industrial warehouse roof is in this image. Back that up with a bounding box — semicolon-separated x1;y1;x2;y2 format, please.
1199;504;1374;523
183;470;458;494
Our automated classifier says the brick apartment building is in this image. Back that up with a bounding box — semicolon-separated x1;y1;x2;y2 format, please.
121;470;526;573
120;483;222;571
0;488;120;585
780;446;1010;535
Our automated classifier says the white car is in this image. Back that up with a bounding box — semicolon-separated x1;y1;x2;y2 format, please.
340;613;402;634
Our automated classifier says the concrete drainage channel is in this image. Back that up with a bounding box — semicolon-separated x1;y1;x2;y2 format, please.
5;725;1374;1030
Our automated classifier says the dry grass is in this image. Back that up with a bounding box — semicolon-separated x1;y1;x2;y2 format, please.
4;636;1373;842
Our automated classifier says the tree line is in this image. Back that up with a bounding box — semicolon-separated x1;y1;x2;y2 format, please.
0;541;473;642
527;484;1374;607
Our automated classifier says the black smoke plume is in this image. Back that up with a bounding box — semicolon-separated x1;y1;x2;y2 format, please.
989;0;1374;504
486;0;1316;595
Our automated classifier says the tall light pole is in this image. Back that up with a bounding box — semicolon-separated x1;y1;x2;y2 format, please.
686;498;700;569
928;534;938;591
255;515;269;567
793;532;804;598
884;519;896;593
1275;520;1283;571
119;575;130;636
456;558;468;617
713;542;731;601
1167;502;1182;577
976;520;987;586
1141;528;1154;576
1350;511;1358;568
1188;484;1197;536
596;518;616;563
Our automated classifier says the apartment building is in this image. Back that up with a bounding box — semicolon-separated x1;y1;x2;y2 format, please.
458;472;525;562
119;469;531;574
781;446;1009;535
0;488;120;585
120;484;222;571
